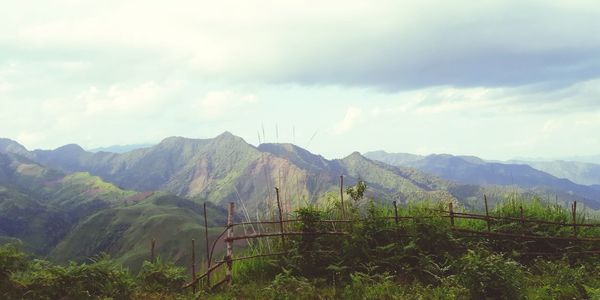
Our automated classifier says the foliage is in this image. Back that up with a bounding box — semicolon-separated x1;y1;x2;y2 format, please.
526;258;595;299
137;258;187;293
9;255;134;300
346;180;367;203
262;269;316;300
455;249;525;300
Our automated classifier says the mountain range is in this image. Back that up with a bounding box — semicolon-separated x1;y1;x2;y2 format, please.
364;150;600;207
1;133;600;270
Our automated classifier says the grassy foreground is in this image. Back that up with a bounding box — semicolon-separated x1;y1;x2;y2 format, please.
3;194;600;299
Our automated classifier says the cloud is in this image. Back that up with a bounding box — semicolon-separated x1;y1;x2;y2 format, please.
2;1;600;91
80;81;169;115
195;91;258;118
334;107;363;134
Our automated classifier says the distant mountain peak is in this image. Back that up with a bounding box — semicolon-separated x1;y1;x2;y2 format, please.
0;138;29;155
54;144;86;153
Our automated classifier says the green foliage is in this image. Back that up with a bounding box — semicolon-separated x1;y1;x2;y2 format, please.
339;272;400;300
456;249;525;300
137;258;187;293
10;255;134;300
346;180;367;203
526;258;595;299
262;269;316;300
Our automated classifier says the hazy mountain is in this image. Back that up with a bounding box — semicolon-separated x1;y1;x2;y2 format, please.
364;151;600;208
88;144;154;153
510;160;600;186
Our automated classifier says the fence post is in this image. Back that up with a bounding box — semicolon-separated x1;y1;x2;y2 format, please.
191;239;196;293
203;202;211;285
572;201;578;237
150;238;156;263
449;202;454;228
226;202;235;285
340;175;346;218
484;195;491;232
275;187;286;250
519;205;525;235
393;201;399;225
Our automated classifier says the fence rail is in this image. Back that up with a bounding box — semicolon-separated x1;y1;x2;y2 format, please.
177;188;600;291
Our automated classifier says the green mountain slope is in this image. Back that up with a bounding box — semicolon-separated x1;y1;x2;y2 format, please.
0;152;133;254
49;193;227;272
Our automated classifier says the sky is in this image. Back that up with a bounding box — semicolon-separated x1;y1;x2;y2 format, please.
1;1;600;160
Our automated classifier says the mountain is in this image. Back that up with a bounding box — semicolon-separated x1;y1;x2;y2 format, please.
49;193;226;272
0;138;32;159
510;160;600;186
88;144;154;153
0;151;227;269
364;151;600;208
3;133;471;215
0;152;131;254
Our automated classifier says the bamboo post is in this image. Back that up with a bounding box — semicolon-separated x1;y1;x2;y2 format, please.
340;175;345;218
449;202;454;228
275;187;286;250
191;239;196;293
484;195;491;232
150;238;156;263
572;201;578;237
519;206;525;235
226;202;235;285
203;202;211;285
393;201;399;225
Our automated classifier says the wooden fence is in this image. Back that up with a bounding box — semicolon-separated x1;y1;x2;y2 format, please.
172;190;600;292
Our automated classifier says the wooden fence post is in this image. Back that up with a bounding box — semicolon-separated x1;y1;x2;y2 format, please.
191;239;196;293
150;238;156;263
203;202;211;285
519;205;525;235
393;201;399;225
340;175;345;218
572;201;578;237
449;202;454;228
226;202;235;285
275;187;286;250
484;195;491;232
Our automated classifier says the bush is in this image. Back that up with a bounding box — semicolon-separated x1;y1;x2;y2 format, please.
339;272;400;300
456;249;525;299
137;258;187;293
262;269;316;300
526;259;592;299
10;256;134;300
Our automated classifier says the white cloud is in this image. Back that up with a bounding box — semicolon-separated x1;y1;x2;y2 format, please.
80;81;168;115
195;91;258;118
334;106;363;135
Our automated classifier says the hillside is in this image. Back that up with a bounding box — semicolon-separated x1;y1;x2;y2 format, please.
49;193;227;271
0;152;227;270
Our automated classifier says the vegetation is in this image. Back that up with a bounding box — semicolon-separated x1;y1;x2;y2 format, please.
3;191;600;298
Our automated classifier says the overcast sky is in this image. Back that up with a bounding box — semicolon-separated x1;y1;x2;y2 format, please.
1;1;600;160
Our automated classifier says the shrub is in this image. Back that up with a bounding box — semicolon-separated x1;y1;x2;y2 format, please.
137;258;187;293
339;272;400;300
262;269;316;300
456;249;525;299
10;256;134;300
526;259;592;299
